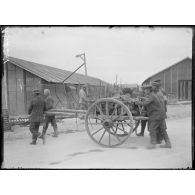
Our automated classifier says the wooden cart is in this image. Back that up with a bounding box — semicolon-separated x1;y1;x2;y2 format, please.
9;97;148;147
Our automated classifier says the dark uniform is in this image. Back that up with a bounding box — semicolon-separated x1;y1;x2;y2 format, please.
41;94;58;137
28;90;46;144
138;105;148;136
136;86;171;148
152;81;168;144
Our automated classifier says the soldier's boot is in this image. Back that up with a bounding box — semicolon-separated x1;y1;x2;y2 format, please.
137;132;144;136
137;120;146;136
137;125;145;136
42;135;46;144
160;132;172;148
156;134;163;144
39;133;46;144
52;127;58;137
39;128;47;144
30;138;37;145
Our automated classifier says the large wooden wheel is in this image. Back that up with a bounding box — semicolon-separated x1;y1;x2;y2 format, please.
85;98;134;147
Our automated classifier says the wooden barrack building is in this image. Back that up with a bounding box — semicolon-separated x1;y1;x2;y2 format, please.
142;57;192;101
2;57;111;120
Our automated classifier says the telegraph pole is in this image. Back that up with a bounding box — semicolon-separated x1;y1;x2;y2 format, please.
76;53;87;76
62;53;87;83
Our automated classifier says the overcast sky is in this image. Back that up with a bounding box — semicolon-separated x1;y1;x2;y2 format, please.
3;27;192;85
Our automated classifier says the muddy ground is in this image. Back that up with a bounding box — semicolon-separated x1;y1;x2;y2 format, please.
3;103;192;169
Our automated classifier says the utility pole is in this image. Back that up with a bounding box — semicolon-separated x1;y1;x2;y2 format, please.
76;53;87;76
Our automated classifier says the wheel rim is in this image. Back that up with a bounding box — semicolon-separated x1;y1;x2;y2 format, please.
85;98;134;147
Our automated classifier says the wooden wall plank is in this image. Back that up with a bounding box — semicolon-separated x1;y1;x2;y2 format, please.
165;69;171;94
8;70;16;91
171;66;177;95
16;91;25;114
8;91;17;115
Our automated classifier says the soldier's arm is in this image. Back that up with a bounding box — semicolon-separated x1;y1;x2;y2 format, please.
136;95;154;106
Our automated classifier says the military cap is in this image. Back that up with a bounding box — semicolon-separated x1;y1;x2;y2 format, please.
33;89;40;94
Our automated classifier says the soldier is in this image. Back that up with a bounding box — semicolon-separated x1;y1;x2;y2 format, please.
40;89;58;144
79;84;88;110
28;89;46;145
135;85;171;149
151;81;167;112
151;81;167;144
137;82;167;138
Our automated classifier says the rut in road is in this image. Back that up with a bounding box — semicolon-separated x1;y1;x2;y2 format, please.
49;149;104;165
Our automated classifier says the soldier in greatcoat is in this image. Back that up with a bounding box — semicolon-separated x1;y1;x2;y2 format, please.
151;81;167;112
137;81;168;139
40;89;58;144
151;81;168;144
28;89;46;145
135;85;171;149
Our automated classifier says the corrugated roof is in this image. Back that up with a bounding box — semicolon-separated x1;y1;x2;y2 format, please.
142;57;192;85
7;56;108;86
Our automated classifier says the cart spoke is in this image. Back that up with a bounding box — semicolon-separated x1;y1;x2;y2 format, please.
113;123;128;134
111;127;121;141
106;101;109;116
92;126;104;136
93;116;104;123
112;111;124;121
110;104;118;119
121;107;124;115
121;122;125;131
115;123;118;134
122;120;131;127
99;130;106;143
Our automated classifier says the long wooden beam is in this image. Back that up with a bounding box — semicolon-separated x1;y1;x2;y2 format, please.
9;108;148;126
48;109;87;114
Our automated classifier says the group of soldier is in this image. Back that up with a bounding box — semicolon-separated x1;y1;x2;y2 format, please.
135;81;171;149
77;81;171;149
28;81;171;149
28;88;58;145
28;84;89;145
119;81;171;149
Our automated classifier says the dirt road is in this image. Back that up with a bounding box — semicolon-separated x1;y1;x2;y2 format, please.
3;104;192;169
